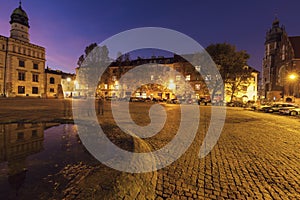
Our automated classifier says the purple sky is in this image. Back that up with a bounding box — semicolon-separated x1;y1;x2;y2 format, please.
0;0;300;73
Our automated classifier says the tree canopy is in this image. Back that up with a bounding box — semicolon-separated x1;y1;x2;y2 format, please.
206;43;252;102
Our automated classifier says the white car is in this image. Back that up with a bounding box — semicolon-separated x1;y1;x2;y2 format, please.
279;107;300;116
288;107;300;116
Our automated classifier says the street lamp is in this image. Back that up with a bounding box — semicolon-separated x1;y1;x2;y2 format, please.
289;73;297;80
288;73;299;100
168;79;175;90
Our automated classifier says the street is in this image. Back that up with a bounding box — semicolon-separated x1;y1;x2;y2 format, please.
76;102;300;199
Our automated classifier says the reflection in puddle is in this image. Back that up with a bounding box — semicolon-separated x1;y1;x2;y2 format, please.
0;123;98;199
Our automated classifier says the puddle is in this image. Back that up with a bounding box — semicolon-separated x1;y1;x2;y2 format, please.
0;123;99;199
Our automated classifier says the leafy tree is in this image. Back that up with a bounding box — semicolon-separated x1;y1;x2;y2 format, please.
206;43;251;102
76;43;110;96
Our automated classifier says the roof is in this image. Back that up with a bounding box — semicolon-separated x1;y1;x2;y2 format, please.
45;68;75;77
289;36;300;58
10;4;29;27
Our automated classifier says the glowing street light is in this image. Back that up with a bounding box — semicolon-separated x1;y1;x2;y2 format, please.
289;74;297;80
168;79;175;90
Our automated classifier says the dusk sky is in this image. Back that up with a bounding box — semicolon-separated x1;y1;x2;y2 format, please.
1;0;300;73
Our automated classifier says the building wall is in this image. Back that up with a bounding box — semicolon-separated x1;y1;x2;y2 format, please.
45;72;61;98
0;36;45;97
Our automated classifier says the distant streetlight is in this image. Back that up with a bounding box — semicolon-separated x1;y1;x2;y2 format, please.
168;79;175;90
288;73;299;99
289;74;297;80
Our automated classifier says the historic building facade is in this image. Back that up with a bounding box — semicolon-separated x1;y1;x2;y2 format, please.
0;3;75;98
262;18;300;103
76;55;258;103
0;3;46;97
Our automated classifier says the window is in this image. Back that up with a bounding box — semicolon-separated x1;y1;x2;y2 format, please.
282;45;286;60
112;76;117;81
50;88;54;93
205;75;211;81
32;130;38;137
176;75;181;81
185;75;191;81
18;72;25;81
195;84;201;90
195;66;201;72
49;77;55;84
2;44;4;50
150;75;154;81
32;87;38;94
266;44;270;56
18;86;25;94
19;60;25;67
17;132;24;140
32;74;39;82
33;63;38;69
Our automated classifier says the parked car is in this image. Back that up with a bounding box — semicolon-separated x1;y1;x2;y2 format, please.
279;106;300;115
263;103;298;113
105;96;117;101
226;101;244;107
129;97;141;102
169;98;180;104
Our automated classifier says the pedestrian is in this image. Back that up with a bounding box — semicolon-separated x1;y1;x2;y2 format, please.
97;96;104;115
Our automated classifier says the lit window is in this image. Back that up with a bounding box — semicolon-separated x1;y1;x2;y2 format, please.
185;75;191;81
112;76;117;81
150;75;154;81
195;84;201;90
205;75;211;81
176;75;181;81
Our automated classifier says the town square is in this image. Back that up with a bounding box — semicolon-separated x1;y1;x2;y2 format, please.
1;1;300;199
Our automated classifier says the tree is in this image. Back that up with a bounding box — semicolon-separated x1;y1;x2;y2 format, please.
76;43;110;96
206;43;251;102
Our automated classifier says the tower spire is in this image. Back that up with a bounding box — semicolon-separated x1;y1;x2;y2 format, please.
19;0;22;7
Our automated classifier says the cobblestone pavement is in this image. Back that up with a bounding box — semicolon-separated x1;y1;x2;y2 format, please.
149;106;300;200
1;99;300;199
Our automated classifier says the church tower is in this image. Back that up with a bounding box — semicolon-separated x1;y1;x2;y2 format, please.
262;18;290;101
9;1;30;42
